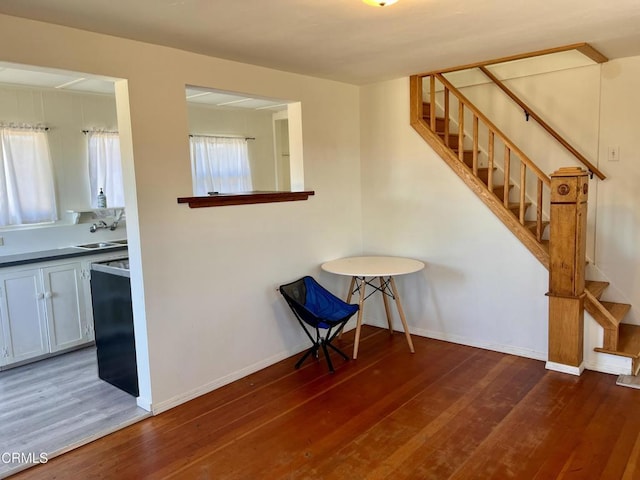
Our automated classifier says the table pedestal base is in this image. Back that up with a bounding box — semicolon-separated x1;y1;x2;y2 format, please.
346;275;415;359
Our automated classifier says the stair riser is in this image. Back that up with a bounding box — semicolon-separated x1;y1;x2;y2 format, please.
423;116;447;131
439;133;460;149
603;329;620;352
493;186;513;202
525;222;550;237
503;200;532;218
477;170;489;183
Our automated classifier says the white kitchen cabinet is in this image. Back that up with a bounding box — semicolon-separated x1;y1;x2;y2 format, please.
0;261;93;367
42;263;92;353
0;268;49;366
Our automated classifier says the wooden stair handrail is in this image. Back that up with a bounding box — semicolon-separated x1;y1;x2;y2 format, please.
415;42;608;77
434;73;551;187
478;66;606;181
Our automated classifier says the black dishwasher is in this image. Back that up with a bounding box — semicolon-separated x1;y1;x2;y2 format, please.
90;259;139;397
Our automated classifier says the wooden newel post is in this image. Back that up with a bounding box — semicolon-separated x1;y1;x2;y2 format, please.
546;167;589;375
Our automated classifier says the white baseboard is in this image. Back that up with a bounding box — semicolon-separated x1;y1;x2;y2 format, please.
545;361;584;376
584;353;632;376
136;396;152;412
410;325;547;362
150;341;309;415
375;322;634;377
147;325;634;415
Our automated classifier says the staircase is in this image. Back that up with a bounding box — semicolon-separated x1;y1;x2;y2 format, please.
409;70;640;375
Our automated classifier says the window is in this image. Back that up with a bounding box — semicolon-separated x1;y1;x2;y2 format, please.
87;131;125;208
0;126;57;227
189;135;253;195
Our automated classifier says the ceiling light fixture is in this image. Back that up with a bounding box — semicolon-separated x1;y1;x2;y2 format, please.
363;0;398;6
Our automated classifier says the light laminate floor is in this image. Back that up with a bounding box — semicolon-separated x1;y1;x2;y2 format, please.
0;347;150;479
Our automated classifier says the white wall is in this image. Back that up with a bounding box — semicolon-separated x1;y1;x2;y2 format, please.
597;57;640;324
0;14;362;411
0;84;127;254
360;78;549;360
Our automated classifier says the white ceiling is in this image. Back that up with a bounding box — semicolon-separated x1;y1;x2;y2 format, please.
0;0;639;85
0;62;290;111
0;64;116;94
185;87;289;111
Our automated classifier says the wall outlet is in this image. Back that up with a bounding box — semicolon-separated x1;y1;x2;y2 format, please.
608;146;620;162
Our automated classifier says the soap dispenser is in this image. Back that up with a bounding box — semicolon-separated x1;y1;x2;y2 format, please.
97;188;107;208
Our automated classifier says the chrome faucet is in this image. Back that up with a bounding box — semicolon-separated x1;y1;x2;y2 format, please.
89;220;108;233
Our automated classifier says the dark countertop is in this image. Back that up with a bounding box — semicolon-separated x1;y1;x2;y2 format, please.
0;245;128;268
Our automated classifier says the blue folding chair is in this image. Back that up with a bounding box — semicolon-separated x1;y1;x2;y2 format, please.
279;276;359;373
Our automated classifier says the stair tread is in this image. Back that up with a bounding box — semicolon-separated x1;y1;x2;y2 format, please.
424;119;447;131
462;156;488;168
585;280;610;299
600;301;631;322
422;103;446;123
507;201;531;210
437;132;461;148
595;324;640;359
523;221;550;240
452;151;475;163
524;220;550;231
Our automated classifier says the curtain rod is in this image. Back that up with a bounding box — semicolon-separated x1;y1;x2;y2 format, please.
82;130;119;135
189;134;255;141
0;124;49;131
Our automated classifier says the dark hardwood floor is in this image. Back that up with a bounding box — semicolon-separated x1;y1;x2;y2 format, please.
12;326;640;479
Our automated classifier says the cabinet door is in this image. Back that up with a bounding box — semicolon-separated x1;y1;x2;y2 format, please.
0;269;49;365
42;263;89;352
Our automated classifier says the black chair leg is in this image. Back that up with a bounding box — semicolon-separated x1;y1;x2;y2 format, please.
295;344;319;369
321;341;335;373
326;341;350;361
294;323;351;373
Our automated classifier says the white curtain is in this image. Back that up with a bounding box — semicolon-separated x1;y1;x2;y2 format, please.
0;127;57;226
190;136;253;195
87;131;125;208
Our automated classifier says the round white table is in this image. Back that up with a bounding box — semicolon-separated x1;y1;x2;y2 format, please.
321;256;425;359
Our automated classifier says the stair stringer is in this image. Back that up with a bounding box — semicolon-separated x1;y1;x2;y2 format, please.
410;115;549;268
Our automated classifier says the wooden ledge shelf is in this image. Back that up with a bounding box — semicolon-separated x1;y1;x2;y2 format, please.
177;190;315;208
